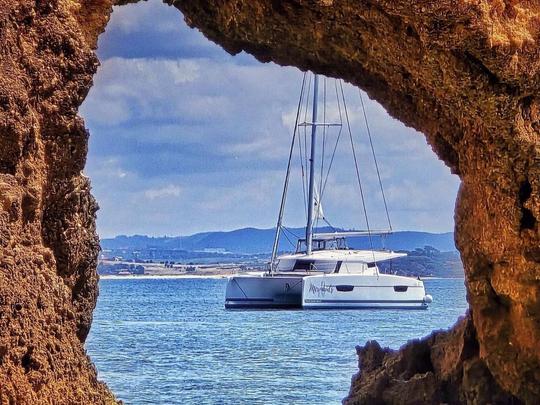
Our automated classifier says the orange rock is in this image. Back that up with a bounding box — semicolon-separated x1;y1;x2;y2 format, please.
0;0;538;403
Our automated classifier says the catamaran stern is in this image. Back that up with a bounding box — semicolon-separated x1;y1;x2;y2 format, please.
225;274;304;309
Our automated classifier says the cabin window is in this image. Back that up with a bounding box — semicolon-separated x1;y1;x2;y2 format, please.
336;285;354;292
394;286;408;292
334;261;343;273
293;260;315;271
367;262;376;268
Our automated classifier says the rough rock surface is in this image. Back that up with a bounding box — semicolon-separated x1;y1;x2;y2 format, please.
0;0;538;404
344;315;520;404
0;0;118;403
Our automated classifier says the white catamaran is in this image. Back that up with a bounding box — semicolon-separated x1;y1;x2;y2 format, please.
225;73;433;309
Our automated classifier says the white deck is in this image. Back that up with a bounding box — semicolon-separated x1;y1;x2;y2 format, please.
277;249;407;263
274;249;407;275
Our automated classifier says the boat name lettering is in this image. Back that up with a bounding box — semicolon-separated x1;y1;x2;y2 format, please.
309;282;334;297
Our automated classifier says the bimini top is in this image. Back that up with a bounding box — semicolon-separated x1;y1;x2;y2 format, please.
278;249;406;264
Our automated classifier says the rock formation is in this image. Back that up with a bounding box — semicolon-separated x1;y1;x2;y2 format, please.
344;315;520;404
0;0;538;404
0;0;117;403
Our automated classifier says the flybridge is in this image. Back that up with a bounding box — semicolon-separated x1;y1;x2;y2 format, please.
294;230;394;254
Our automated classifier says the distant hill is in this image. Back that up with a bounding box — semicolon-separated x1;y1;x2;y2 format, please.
101;228;456;254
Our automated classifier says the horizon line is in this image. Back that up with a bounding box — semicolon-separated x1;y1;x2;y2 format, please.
100;227;455;239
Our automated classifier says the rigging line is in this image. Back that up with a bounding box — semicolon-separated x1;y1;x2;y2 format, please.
359;89;392;231
297;131;307;219
298;73;311;219
316;77;328;230
302;74;312;216
320;80;344;200
303;115;309;212
339;80;377;264
281;228;297;250
282;225;302;248
303;73;312;124
304;128;309;213
322;217;337;232
270;72;308;271
282;226;301;240
303;128;310;217
320;77;327;202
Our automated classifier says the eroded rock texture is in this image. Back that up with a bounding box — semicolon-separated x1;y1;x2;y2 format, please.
0;0;117;403
0;0;538;404
344;315;520;404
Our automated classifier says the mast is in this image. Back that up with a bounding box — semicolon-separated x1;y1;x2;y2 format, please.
306;74;319;255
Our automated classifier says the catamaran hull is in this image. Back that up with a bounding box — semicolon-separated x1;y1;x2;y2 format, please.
225;275;304;309
225;273;432;310
302;274;431;309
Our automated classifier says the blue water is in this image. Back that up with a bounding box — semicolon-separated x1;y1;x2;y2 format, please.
86;278;467;404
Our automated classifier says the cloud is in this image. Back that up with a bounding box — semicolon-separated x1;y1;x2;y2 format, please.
98;0;256;63
83;58;201;126
144;184;182;200
81;0;460;238
88;157;131;180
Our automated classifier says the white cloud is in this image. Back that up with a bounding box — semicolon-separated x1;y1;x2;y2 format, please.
81;0;460;237
86;157;131;180
222;132;290;160
108;1;185;35
144;184;183;200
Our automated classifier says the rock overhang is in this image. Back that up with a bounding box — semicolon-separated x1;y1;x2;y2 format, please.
0;0;538;403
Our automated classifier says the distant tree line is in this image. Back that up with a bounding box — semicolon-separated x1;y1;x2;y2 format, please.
98;262;145;275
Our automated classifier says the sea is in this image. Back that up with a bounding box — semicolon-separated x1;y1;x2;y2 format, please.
86;277;467;405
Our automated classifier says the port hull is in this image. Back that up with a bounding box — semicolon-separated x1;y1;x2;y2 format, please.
225;274;304;309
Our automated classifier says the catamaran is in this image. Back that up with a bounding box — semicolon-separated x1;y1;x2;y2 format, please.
224;73;432;309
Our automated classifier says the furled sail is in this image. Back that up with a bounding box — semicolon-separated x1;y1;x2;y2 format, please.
314;186;324;220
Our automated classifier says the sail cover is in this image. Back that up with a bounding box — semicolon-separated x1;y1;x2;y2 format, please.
314;187;324;219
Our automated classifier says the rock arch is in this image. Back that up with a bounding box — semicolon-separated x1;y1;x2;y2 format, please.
0;0;538;403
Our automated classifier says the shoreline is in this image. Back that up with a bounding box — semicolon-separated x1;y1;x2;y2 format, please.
99;274;232;280
99;274;464;280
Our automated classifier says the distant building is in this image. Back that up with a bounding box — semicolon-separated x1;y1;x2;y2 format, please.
196;248;230;254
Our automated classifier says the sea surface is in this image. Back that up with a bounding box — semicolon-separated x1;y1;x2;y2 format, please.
86;277;467;405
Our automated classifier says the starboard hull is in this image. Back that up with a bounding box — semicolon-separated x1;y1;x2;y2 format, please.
302;274;430;309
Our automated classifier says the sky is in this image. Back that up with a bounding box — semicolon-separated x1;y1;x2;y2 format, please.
79;0;460;238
